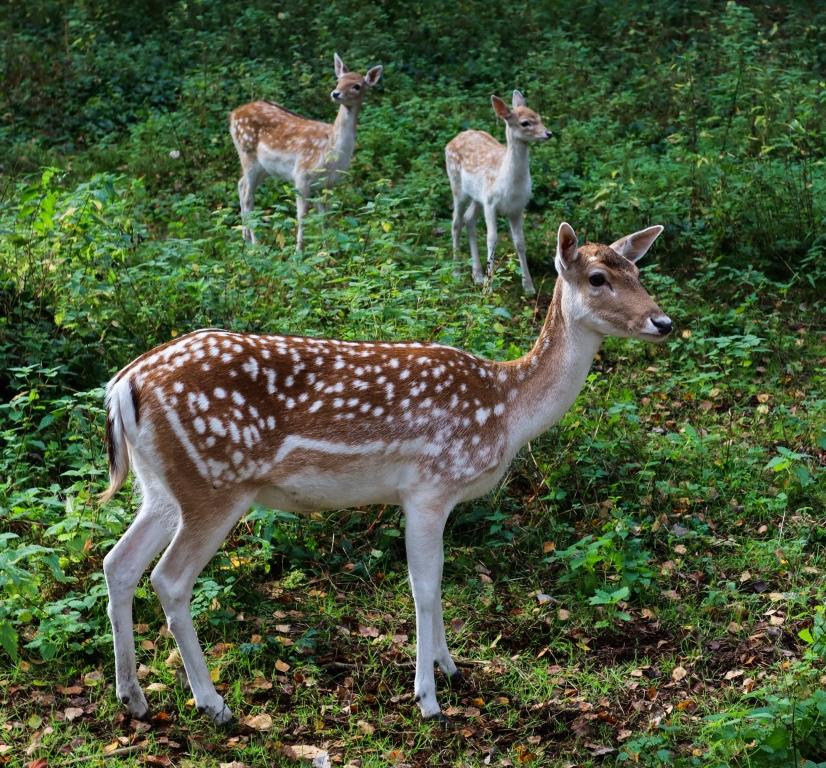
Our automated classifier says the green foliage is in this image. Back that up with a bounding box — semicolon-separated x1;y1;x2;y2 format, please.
704;608;826;767
0;1;824;765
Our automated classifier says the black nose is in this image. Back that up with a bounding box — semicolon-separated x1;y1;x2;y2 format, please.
652;315;673;335
544;130;552;139
331;91;341;99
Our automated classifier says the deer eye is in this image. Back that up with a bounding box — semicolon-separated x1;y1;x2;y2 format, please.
520;120;531;127
589;273;606;287
353;84;361;91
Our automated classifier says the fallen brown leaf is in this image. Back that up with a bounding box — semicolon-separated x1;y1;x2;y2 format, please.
242;713;273;731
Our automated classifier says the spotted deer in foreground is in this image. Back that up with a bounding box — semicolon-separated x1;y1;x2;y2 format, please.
229;53;383;249
101;222;672;725
446;90;551;295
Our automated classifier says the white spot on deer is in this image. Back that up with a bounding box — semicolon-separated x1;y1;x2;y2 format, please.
471;434;481;446
221;353;233;363
264;368;277;394
242;425;260;449
309;400;323;413
232;391;245;406
209;417;227;436
232;450;244;466
266;415;276;429
193;416;206;434
373;406;384;417
228;421;241;443
173;381;184;393
243;357;260;380
286;397;295;409
360;402;370;413
347;398;359;408
389;358;399;369
285;375;295;387
207;458;229;479
494;403;505;416
214;387;226;400
333;398;344;408
385;382;395;401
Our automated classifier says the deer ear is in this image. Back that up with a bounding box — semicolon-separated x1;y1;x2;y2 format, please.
491;95;511;120
555;222;579;275
512;90;526;108
364;65;383;87
609;225;664;263
334;53;348;77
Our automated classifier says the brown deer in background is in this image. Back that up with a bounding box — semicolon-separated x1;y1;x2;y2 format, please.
230;53;382;249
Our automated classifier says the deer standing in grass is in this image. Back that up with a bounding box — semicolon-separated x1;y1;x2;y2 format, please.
101;222;672;725
230;53;383;249
446;91;551;295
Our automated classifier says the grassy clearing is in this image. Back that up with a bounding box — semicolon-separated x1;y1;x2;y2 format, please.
1;1;825;766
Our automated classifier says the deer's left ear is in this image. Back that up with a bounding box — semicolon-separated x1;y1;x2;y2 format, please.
334;53;348;77
512;90;526;108
364;65;383;87
609;225;664;263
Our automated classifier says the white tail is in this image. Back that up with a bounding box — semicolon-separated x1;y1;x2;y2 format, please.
445;90;551;295
229;53;383;250
101;222;671;724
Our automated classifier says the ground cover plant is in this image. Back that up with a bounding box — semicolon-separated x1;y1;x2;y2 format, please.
1;1;824;766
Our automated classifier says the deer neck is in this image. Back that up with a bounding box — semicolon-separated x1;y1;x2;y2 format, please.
505;278;603;449
330;104;360;169
497;126;531;190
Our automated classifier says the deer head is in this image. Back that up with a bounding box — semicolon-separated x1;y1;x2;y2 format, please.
331;53;383;107
554;222;673;341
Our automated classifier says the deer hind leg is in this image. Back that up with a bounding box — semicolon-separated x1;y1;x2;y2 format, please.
483;204;499;279
464;201;483;285
150;493;253;724
509;213;535;295
239;158;264;243
295;186;310;252
450;196;469;278
403;498;453;719
103;469;176;719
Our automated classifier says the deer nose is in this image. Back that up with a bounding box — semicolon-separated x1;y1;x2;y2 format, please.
543;130;552;139
331;90;341;100
651;315;673;336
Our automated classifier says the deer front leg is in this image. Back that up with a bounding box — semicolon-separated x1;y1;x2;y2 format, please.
404;499;452;720
509;214;535;295
483;204;498;279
